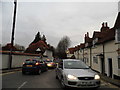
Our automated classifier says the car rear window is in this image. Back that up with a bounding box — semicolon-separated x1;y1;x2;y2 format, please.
25;60;36;64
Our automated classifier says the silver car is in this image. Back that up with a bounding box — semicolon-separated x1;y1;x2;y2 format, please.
56;59;101;88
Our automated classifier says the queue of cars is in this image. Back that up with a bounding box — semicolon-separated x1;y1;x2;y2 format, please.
22;58;101;88
22;58;56;75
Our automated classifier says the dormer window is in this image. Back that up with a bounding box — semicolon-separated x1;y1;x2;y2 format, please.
115;28;120;43
79;49;82;53
92;38;98;47
85;43;88;47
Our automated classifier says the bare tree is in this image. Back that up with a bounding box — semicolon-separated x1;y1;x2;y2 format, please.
56;36;71;59
15;44;25;51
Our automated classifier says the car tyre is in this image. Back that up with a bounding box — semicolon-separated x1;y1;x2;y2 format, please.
22;71;26;75
61;77;68;89
56;75;58;79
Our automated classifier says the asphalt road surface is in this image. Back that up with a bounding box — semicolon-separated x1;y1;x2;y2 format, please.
1;69;120;90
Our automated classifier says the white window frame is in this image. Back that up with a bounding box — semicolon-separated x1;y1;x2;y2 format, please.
93;56;98;64
118;57;120;69
115;28;120;43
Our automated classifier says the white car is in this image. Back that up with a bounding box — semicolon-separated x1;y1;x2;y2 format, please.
56;59;101;88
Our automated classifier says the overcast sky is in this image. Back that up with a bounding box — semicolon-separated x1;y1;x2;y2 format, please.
1;0;119;48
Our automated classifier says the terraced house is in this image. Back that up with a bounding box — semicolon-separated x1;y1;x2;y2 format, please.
68;12;120;79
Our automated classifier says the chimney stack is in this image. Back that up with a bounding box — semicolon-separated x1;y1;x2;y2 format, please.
87;32;89;37
102;22;104;27
105;22;108;27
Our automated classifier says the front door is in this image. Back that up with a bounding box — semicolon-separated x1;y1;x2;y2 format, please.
108;58;113;78
100;57;104;74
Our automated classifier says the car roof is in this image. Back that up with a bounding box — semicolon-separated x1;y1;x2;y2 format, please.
62;59;82;62
25;59;38;61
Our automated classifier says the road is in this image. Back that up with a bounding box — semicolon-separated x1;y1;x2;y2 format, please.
2;69;120;90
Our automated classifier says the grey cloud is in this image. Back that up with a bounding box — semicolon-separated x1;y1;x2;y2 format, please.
1;1;118;48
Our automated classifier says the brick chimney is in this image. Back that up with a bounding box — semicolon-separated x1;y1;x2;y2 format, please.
101;22;109;32
85;32;89;43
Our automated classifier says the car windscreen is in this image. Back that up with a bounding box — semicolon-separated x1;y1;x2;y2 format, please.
64;61;89;69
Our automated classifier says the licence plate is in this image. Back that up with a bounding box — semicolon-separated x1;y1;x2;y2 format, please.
79;82;93;85
26;65;32;67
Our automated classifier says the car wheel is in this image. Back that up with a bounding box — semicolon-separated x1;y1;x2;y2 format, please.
37;69;42;75
22;71;26;75
56;75;58;79
61;77;68;89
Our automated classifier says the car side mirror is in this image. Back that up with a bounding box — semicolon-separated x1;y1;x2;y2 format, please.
59;65;63;69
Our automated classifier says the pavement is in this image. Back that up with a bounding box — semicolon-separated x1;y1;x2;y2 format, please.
1;68;120;88
99;73;120;88
0;68;22;74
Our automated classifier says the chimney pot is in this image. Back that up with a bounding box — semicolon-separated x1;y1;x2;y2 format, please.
102;22;104;27
105;22;108;27
87;32;89;37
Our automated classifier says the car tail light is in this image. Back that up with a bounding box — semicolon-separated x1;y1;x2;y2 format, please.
35;62;39;65
50;62;54;65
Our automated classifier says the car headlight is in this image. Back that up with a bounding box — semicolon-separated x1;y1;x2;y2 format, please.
47;63;52;66
94;75;100;80
67;74;77;80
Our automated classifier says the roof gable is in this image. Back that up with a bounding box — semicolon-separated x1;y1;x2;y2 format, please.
114;12;120;29
25;40;49;53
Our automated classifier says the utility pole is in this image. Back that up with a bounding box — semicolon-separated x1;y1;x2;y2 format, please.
9;0;17;69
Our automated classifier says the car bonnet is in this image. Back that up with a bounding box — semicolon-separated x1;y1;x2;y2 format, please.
63;69;96;77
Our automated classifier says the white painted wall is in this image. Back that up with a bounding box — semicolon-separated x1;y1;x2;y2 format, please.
84;48;90;66
43;50;53;60
104;40;118;77
1;54;43;69
91;44;103;73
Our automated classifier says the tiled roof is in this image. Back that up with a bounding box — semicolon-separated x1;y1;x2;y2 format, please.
25;40;49;53
80;43;85;49
96;28;115;44
2;43;19;51
92;31;101;39
68;48;76;54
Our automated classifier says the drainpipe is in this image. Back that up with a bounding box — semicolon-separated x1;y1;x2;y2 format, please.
83;48;84;62
103;43;105;75
90;47;92;68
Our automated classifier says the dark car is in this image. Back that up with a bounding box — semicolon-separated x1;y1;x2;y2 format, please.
22;59;48;75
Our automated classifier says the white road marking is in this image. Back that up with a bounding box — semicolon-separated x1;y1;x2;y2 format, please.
17;81;27;90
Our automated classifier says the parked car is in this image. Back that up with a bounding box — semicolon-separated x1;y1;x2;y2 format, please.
56;59;101;88
22;59;48;75
44;59;57;68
